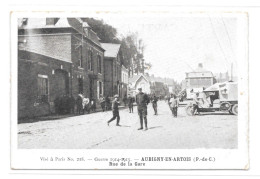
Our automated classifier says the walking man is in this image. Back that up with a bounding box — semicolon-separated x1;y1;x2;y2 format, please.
136;88;150;131
152;95;158;115
107;95;120;126
128;94;134;113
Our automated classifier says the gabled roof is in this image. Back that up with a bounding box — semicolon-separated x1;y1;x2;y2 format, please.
18;18;102;48
18;18;71;29
128;74;150;86
100;43;121;58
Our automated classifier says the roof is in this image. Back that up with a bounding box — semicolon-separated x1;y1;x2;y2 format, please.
101;43;121;58
203;82;223;92
149;75;175;85
128;74;150;85
18;18;102;48
18;35;72;63
18;49;72;64
18;18;71;29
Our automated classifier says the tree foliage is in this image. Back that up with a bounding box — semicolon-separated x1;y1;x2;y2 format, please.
81;18;147;74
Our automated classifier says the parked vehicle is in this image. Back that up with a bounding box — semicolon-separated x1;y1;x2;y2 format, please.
185;81;238;116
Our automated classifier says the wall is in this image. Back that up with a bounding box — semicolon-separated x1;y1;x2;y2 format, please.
18;50;71;119
103;58;114;97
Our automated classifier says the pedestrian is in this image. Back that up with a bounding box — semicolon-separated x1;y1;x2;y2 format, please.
107;95;121;126
152;95;158;115
128;94;134;113
193;92;200;115
68;95;75;114
83;97;90;114
136;88;150;131
90;99;96;112
169;94;179;117
99;95;106;112
76;94;83;115
123;95;127;107
105;96;111;110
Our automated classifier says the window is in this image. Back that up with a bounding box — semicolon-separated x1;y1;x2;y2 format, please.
78;77;83;94
78;46;83;68
37;75;48;103
97;81;103;98
88;51;93;71
98;55;102;74
99;81;103;95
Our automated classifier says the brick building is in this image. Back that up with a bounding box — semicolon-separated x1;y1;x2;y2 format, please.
18;18;105;119
101;43;122;98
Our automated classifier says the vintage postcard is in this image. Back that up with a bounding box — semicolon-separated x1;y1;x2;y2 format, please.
10;9;249;170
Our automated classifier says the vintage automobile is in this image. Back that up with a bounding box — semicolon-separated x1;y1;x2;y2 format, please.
185;81;238;116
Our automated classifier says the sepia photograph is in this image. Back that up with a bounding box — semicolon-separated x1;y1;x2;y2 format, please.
11;10;248;169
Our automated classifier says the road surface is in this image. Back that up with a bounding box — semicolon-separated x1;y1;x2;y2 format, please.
18;101;237;149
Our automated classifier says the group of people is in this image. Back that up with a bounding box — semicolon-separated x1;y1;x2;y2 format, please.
54;94;99;115
107;88;150;131
54;94;75;115
107;88;181;131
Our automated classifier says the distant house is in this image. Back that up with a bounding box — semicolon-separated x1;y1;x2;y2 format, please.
128;74;151;96
101;43;122;97
184;63;216;99
18;18;105;119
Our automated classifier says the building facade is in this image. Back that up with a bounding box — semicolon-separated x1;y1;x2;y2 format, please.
121;65;129;98
128;74;151;96
184;63;216;99
18;18;105;119
101;43;122;97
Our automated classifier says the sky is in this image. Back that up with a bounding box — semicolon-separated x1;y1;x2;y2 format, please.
93;14;237;82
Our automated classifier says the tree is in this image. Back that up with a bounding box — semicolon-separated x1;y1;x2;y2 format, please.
81;18;148;74
81;18;120;43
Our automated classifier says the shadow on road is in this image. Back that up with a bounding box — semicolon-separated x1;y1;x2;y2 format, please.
118;125;131;128
149;126;163;130
198;112;234;116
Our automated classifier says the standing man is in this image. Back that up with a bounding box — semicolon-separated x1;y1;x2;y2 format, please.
136;88;150;131
152;95;158;115
169;94;179;117
107;95;121;126
99;95;106;112
193;92;200;115
128;94;134;113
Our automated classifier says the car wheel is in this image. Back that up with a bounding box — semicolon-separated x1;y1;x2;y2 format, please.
232;104;238;116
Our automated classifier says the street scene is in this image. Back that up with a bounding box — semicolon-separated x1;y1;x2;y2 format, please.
17;16;238;149
18;101;237;149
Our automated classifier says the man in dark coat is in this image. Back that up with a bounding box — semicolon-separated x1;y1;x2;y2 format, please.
128;94;134;113
152;95;158;115
136;88;150;131
107;95;121;126
99;95;106;112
